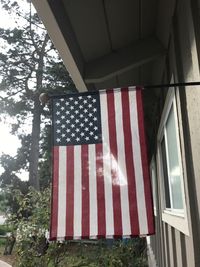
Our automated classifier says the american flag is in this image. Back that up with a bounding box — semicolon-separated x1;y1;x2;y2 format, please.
50;87;154;240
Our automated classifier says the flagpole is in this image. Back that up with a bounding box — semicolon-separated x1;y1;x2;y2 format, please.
143;81;200;89
39;81;200;104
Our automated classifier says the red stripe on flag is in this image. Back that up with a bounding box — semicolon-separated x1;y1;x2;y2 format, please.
136;87;155;234
121;89;140;236
65;146;74;239
81;144;90;238
107;90;123;237
96;143;106;237
50;146;59;240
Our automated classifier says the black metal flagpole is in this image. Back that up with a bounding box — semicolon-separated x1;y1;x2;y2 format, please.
143;81;200;89
39;81;200;105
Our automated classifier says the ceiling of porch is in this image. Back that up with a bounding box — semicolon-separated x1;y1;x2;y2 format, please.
33;0;176;91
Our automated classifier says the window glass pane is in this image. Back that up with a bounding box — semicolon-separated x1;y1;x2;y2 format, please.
166;106;183;209
151;163;157;211
161;138;171;208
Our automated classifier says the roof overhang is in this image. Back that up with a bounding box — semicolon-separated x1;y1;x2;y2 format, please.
32;0;175;92
32;0;87;91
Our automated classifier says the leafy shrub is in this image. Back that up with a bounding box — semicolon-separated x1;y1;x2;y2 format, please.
6;187;147;267
0;238;6;247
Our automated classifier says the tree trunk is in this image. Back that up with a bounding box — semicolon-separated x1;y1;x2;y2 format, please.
4;234;16;255
29;34;49;191
29;96;42;190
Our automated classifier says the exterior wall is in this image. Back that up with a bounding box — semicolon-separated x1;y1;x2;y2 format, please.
149;0;200;266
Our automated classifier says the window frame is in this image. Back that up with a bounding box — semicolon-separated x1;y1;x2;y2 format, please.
150;157;157;216
157;88;189;235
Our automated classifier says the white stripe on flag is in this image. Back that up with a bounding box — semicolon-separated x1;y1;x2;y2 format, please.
129;89;148;235
89;144;98;237
114;90;131;236
73;145;82;239
57;146;67;240
100;92;114;237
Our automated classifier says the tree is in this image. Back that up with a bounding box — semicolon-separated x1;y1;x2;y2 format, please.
0;0;76;190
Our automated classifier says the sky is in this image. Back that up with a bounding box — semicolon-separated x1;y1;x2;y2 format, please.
0;8;20;154
0;2;32;181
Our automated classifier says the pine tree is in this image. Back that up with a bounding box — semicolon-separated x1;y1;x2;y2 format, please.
0;0;76;190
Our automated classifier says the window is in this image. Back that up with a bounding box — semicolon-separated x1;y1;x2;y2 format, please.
158;88;189;235
161;104;183;212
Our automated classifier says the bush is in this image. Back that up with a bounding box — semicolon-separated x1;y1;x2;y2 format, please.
6;187;148;267
0;238;6;247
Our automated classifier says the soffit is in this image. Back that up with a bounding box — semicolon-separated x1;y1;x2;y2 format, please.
60;0;163;89
63;0;142;62
33;0;175;90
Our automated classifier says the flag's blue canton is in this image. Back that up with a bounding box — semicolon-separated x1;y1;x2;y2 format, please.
53;93;102;146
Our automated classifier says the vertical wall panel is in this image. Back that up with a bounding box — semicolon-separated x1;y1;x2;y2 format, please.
180;232;188;267
163;222;170;267
167;225;175;267
171;227;178;267
185;236;195;267
174;229;183;267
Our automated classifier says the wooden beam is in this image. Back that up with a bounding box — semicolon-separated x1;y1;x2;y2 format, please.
84;38;166;83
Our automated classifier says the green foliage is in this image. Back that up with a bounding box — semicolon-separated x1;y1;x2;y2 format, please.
99;239;147;267
5;187;147;267
0;190;9;213
38;125;52;190
0;238;6;247
53;240;147;267
7;187;71;267
0;225;9;235
8;187;50;266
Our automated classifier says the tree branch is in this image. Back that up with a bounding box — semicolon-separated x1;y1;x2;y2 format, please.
0;88;24;101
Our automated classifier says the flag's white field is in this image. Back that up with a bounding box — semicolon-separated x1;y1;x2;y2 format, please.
50;87;154;240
